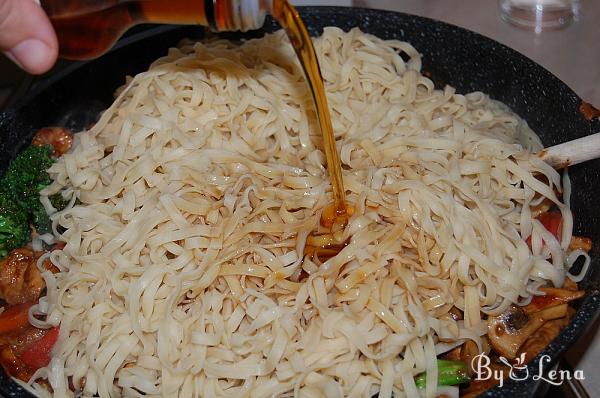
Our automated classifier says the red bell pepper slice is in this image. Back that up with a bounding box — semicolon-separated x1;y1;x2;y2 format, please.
19;327;59;370
527;210;563;249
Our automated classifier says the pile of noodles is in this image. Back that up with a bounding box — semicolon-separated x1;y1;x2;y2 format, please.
24;27;587;397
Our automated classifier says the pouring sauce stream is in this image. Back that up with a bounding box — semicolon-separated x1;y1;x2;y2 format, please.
272;0;350;226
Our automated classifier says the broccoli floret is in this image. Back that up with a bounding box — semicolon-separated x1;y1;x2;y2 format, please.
32;203;51;235
3;145;54;210
0;144;61;258
49;193;68;212
0;190;31;258
32;194;67;235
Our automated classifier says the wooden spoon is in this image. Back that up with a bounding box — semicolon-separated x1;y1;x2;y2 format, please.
539;133;600;169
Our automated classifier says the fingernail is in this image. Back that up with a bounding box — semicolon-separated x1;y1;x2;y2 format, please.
3;50;23;69
6;39;52;74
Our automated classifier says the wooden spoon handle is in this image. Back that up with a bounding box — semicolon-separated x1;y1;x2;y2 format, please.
539;133;600;169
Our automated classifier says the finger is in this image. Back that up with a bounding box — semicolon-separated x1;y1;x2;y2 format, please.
0;0;58;74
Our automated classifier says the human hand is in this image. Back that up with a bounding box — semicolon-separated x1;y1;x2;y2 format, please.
0;0;58;74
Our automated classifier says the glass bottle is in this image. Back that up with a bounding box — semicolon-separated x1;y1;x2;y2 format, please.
39;0;274;59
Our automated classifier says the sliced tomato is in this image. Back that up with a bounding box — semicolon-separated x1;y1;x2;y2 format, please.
538;210;563;241
527;210;563;249
0;301;35;334
19;327;59;370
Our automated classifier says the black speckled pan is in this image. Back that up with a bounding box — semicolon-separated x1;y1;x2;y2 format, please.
1;6;599;398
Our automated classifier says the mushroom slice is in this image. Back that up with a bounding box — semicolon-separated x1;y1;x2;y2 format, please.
518;308;574;364
523;288;585;314
488;304;568;359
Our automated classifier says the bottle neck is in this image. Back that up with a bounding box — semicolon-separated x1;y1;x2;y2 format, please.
208;0;273;32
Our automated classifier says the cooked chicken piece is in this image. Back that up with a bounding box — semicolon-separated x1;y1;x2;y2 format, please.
0;248;44;305
569;236;592;252
31;127;73;157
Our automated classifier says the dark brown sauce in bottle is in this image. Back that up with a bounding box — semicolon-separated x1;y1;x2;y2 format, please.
41;0;211;59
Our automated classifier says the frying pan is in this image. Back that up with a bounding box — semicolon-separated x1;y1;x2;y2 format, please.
1;6;599;397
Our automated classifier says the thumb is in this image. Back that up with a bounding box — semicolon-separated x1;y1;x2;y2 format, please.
0;0;58;74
